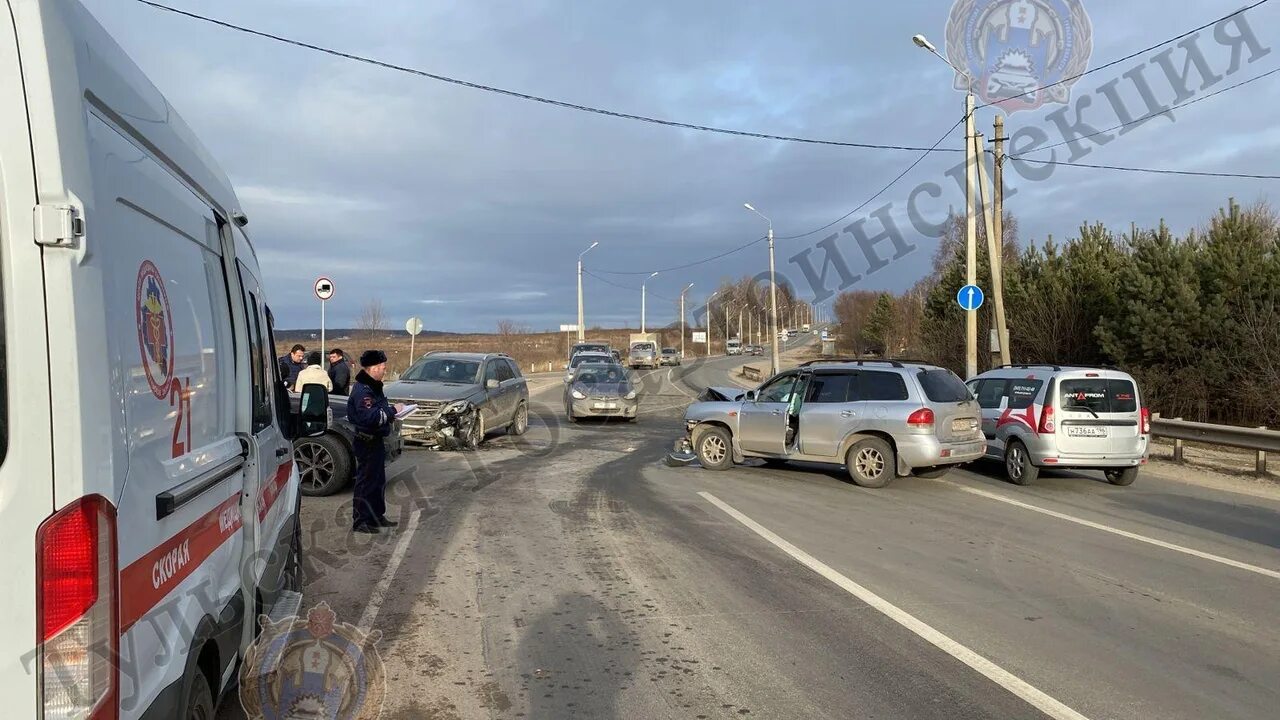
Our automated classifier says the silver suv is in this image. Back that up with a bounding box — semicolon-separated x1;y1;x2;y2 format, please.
682;360;984;487
968;365;1149;486
384;352;529;447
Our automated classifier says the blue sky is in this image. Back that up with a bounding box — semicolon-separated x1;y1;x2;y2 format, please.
82;0;1280;331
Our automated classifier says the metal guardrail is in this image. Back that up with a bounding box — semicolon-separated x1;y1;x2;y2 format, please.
1151;415;1276;474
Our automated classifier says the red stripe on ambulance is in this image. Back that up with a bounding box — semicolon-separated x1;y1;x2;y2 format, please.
257;460;293;522
119;494;243;633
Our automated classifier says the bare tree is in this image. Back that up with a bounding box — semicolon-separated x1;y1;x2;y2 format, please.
357;299;387;340
496;319;530;337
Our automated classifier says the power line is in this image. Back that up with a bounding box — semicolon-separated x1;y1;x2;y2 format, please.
1008;157;1280;180
591;114;967;275
977;0;1274;110
1020;66;1280;153
133;0;957;154
777;115;967;241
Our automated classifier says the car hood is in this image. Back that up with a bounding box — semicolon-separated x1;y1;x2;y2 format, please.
700;386;746;402
684;399;743;423
572;382;633;397
383;380;480;402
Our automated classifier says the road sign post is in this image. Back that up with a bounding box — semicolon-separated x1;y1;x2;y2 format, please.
314;277;334;359
405;316;423;364
560;324;579;360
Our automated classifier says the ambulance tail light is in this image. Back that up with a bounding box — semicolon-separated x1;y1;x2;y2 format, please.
1140;407;1151;434
36;495;118;720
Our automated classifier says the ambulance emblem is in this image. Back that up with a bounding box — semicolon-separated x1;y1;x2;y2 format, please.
134;260;175;399
239;602;386;720
945;0;1093;113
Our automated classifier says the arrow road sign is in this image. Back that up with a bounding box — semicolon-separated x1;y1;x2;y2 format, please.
314;277;335;301
956;284;984;312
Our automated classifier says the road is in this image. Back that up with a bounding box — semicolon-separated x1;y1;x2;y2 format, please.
220;337;1280;720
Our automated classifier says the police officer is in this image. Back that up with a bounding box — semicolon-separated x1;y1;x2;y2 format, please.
347;350;404;534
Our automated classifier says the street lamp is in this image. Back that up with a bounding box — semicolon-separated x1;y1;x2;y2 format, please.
704;291;718;358
679;283;694;358
640;271;659;333
744;203;781;375
914;32;978;379
577;241;599;342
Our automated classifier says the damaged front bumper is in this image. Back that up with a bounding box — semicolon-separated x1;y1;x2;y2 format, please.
665;434;697;467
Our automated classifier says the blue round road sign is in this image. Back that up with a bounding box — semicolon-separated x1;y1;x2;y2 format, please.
956;284;984;311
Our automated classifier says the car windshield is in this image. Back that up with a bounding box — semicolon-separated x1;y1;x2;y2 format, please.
632;343;655;352
571;354;609;369
574;363;629;387
662;349;677;355
916;368;972;403
573;344;609;355
401;357;480;384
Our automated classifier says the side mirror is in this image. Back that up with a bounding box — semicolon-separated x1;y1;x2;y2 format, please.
297;383;329;438
486;378;500;390
744;390;757;402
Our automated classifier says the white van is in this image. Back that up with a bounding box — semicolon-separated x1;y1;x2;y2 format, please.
1;1;328;717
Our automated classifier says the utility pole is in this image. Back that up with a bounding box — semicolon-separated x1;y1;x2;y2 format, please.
641;271;658;333
680;283;693;358
964;91;978;379
738;308;744;343
577;242;598;342
992;115;1011;366
705;292;717;358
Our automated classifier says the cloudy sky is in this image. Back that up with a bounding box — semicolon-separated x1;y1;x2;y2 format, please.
82;0;1280;331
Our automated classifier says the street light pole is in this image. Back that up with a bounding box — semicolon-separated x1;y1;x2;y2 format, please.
744;204;780;375
914;33;978;378
705;291;717;358
680;283;694;358
641;271;658;333
577;241;599;342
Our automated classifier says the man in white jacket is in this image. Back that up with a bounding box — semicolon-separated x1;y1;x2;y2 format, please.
294;351;332;392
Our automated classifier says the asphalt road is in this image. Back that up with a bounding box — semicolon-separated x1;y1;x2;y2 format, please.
219;338;1280;720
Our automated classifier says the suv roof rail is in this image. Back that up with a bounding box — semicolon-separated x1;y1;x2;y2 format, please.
798;358;905;368
995;363;1120;372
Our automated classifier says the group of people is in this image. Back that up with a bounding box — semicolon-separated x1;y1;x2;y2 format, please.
279;343;402;535
278;343;353;395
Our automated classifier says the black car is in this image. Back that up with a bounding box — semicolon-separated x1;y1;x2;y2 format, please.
292;394;404;496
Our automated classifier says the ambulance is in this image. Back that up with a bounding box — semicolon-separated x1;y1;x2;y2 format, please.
0;1;328;717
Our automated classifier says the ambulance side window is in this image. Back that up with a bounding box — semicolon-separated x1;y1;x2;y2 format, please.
243;288;271;433
265;305;292;423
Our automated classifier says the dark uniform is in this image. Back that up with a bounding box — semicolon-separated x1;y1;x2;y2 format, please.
347;356;396;531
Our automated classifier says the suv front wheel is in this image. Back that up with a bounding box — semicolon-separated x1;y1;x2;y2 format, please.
695;426;734;471
846;437;895;488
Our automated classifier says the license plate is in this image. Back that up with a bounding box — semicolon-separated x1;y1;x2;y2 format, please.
951;418;976;433
1068;426;1109;438
593;402;618;409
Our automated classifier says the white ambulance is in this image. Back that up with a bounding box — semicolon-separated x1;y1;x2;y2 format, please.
0;1;329;717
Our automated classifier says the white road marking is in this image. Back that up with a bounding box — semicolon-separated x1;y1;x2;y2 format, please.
699;491;1091;720
935;480;1280;581
358;509;424;630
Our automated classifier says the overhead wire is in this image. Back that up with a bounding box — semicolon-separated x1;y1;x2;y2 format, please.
133;0;955;153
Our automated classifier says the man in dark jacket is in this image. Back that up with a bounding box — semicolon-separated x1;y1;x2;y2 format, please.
278;344;307;387
347;350;403;533
327;348;352;395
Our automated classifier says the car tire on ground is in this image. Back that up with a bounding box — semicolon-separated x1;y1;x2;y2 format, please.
695;426;734;471
509;402;529;436
295;433;352;497
1004;439;1039;486
913;466;951;479
845;437;895;488
1105;466;1139;486
183;667;215;720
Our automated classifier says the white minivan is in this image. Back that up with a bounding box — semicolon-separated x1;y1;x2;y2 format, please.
1;1;327;717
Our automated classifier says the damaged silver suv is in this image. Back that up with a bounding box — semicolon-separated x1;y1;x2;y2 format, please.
384;352;529;448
